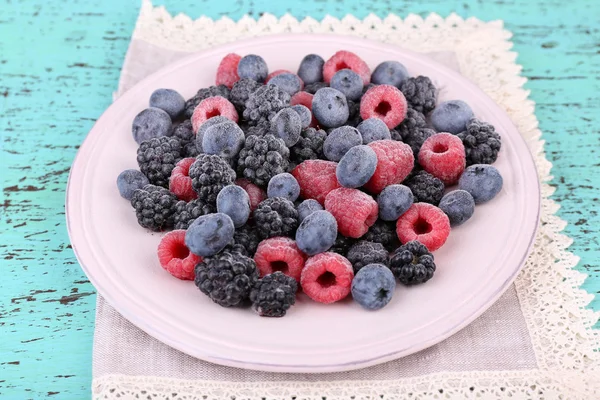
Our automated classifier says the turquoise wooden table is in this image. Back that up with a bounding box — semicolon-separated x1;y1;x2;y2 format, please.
1;0;598;398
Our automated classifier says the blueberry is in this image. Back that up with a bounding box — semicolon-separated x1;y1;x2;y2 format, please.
312;87;349;128
297;199;323;223
269;73;302;96
267;173;300;202
195;116;230;153
237;54;268;83
377;184;413;221
295;210;338;255
132;107;172;144
297;54;324;84
323;125;362;161
149;88;185;119
216;185;251;228
357;118;391;144
351;263;396;310
202;120;245;159
431;100;474;135
270;108;302;146
371;61;409;87
330;69;363;101
439;190;475;226
290;104;311;129
336;145;377;188
458;164;503;204
185;213;235;257
116;169;149;200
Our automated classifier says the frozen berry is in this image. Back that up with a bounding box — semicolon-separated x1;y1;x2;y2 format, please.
400;76;437;114
149;88;185;119
172;198;216;230
324;188;378;238
312;87;349;128
297;199;323;222
254;237;306;281
431;100;474;134
296;210;338;255
292;160;341;204
270;107;302;146
267;173;300;202
352;264;395;310
157;230;201;280
250;272;298;317
371;61;409;87
195;115;230;152
363;219;399;251
298;54;325;84
458;164;503;204
330;69;363;101
189;154;236;204
253;197;299;239
202;120;245;160
191;96;238;133
131;185;177;231
243;84;291;126
404;170;445;205
172;120;199;158
233;224;261;256
117;169;149;200
266;69;291;82
364;140;414;194
290;127;327;164
329;234;356;256
457;118;502;166
323;50;371;85
137;136;182;188
301;252;354;304
290;91;317;128
237;134;290;186
336;145;377;188
268;73;303;96
132;107;172;144
237;54;268;83
303;81;329;94
357;118;391;144
392;108;435;157
377;184;413;221
216;185;251;228
290;104;311;129
236;178;267;212
216;53;242;88
396;203;450;251
185;212;235;257
323;125;362;162
360;85;408;129
418;132;466;185
229;78;262;113
169;157;197;201
439;190;475;226
346;241;389;273
389;241;436;285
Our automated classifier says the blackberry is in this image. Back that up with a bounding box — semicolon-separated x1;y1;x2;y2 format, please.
172;199;216;230
184;84;230;118
329;234;356;257
457;118;502;166
250;271;298;317
137;136;182;188
391;108;435;157
130;184;177;231
303;81;328;94
363;219;400;251
171;120;199;158
230;78;262;114
400;76;437;114
346;99;362;127
404;170;445;206
243;119;271;138
346;241;389;273
237;134;290;187
290;127;327;165
194;247;259;307
188;154;236;205
233;223;261;256
243;84;291;126
389;240;436;285
253;197;298;239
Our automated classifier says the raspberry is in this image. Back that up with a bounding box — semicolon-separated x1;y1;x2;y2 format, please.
216;53;241;88
324;188;378;238
396;203;450;252
323;50;371;85
291;160;341;205
360;85;408;129
169;158;197;201
364;140;414;194
404;170;445;205
290;91;317;127
254;237;306;282
418;133;466;185
300;252;354;304
236;178;267;213
191;96;238;133
157;230;202;280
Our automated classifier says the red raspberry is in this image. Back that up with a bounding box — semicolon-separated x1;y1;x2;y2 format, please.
418;133;466;185
324;188;378;238
191;96;238;133
254;237;306;282
323;50;371;85
157;230;202;280
360;85;408;129
290;91;317;127
364;140;414;194
235;178;267;212
396;203;450;252
291;160;341;205
215;53;241;88
169;158;198;201
301;252;354;303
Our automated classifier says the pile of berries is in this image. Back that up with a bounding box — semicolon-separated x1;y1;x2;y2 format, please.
117;50;503;317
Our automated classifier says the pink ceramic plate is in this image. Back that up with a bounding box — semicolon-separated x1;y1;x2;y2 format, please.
66;34;540;372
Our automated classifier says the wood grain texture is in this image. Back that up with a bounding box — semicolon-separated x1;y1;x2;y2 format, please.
0;0;598;398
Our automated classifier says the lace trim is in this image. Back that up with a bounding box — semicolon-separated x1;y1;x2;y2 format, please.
95;2;600;398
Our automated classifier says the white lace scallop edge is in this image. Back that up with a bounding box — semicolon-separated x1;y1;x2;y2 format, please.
94;2;600;398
